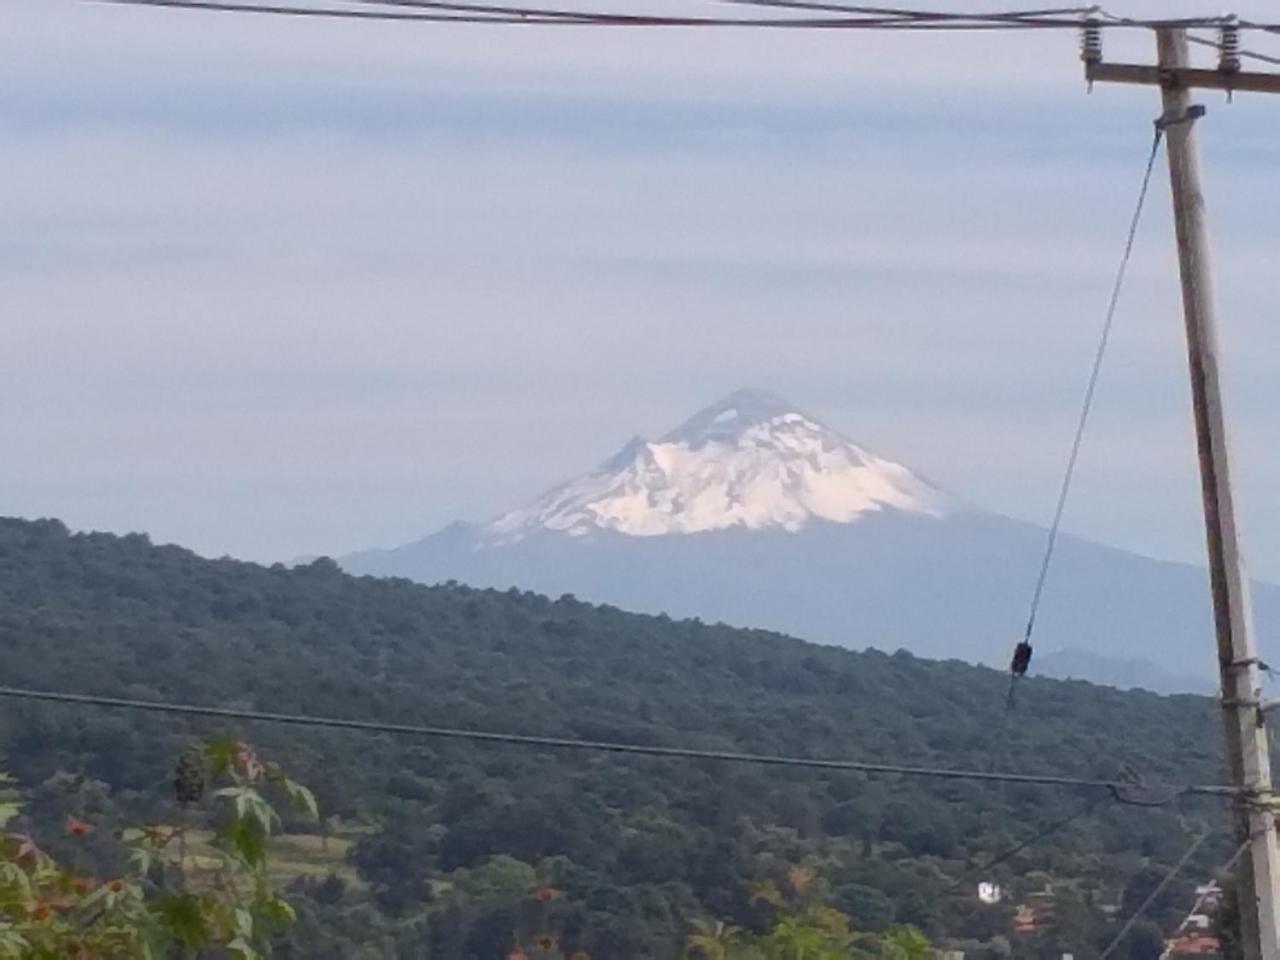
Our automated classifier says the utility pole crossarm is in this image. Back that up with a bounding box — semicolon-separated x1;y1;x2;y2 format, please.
1086;61;1280;94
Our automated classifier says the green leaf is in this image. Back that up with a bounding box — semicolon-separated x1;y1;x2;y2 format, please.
281;778;319;820
217;787;278;838
222;816;268;870
226;935;259;960
0;862;34;909
152;892;210;948
77;883;115;915
205;739;241;779
261;895;296;924
0;925;28;960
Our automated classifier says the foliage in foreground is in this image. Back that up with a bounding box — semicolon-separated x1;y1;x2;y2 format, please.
686;869;933;960
0;741;315;958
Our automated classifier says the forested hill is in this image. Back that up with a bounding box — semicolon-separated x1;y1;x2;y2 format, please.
0;517;1232;958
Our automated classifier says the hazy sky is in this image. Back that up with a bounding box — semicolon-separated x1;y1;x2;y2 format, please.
3;1;1279;579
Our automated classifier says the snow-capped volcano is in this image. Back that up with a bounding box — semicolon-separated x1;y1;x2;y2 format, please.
341;387;1259;695
484;389;952;542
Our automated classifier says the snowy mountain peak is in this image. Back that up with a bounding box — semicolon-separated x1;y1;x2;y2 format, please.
484;389;953;542
661;388;804;446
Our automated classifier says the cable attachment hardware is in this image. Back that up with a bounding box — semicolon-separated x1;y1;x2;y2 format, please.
1155;104;1206;131
1237;787;1280;814
1109;765;1193;808
1221;697;1261;709
1223;696;1272;728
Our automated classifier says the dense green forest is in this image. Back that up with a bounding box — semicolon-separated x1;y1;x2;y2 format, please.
0;516;1238;958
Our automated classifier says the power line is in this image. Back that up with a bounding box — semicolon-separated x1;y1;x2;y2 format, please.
360;0;1095;27
347;0;1052;26
93;0;1065;28
1187;31;1280;68
92;0;1280;31
1099;827;1214;959
712;4;1193;29
712;2;1092;19
762;9;1280;30
97;0;1121;28
944;794;1105;892
95;0;881;25
1160;836;1250;954
97;0;586;23
335;2;1280;31
356;0;1067;18
352;0;696;23
709;1;1085;28
1011;121;1164;679
0;684;1240;803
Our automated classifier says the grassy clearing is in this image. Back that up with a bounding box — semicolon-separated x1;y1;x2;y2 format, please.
124;828;365;889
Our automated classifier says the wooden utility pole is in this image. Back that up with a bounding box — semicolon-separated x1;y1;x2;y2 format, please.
1088;26;1280;960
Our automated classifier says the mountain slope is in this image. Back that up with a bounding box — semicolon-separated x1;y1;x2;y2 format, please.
0;516;1237;957
345;389;1276;694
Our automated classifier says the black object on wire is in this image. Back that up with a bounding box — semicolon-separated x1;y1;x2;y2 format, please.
1006;122;1165;702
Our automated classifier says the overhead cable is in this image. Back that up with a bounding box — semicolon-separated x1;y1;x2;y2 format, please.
944;795;1105;891
0;684;1240;803
1008;120;1164;691
1187;31;1280;68
95;0;1094;27
94;0;1280;31
1099;828;1215;959
364;0;1095;27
